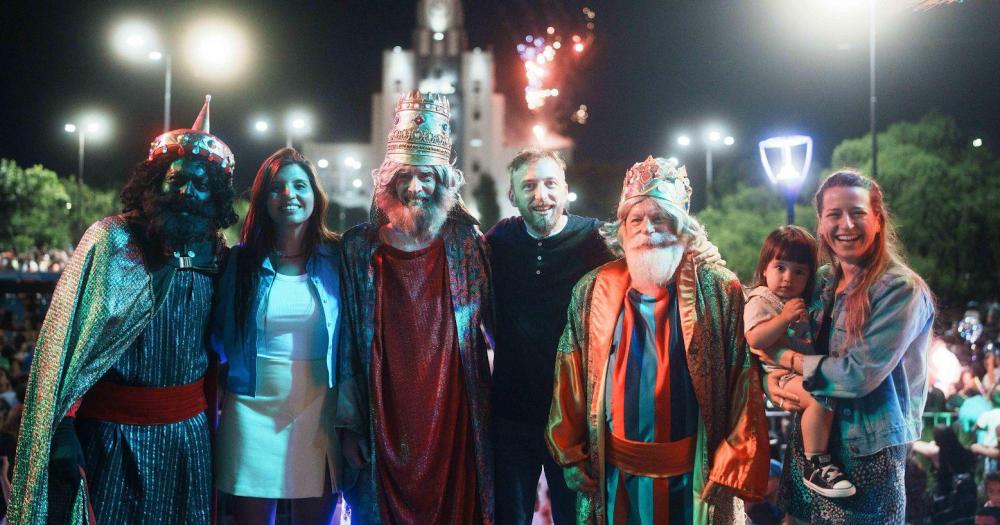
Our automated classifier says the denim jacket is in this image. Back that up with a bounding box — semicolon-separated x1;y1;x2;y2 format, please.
802;263;934;457
211;242;343;395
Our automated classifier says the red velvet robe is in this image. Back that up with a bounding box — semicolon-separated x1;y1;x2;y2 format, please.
371;239;481;525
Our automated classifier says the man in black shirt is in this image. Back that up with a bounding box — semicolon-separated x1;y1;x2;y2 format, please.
488;149;614;525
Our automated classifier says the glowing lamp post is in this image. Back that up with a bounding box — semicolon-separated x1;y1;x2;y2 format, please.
287;113;312;148
251;111;314;149
676;128;734;191
112;20;172;132
64;114;110;185
759;135;812;224
112;18;249;133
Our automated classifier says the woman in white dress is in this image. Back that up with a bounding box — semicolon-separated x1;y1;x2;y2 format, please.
213;147;343;524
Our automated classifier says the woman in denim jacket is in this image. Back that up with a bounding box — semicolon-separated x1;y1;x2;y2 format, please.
757;170;935;524
212;148;343;525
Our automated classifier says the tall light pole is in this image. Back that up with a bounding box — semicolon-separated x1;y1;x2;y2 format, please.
112;18;249;133
676;128;734;206
152;51;173;132
776;1;877;177
64;115;109;185
759;135;813;224
64;114;110;227
113;21;172;132
868;0;877;178
252;110;314;149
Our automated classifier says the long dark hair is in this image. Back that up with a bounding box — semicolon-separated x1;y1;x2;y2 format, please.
751;225;818;300
234;147;338;334
120;155;238;232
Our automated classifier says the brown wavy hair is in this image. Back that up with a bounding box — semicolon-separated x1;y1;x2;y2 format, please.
234;147;339;334
751;225;817;300
815;170;929;341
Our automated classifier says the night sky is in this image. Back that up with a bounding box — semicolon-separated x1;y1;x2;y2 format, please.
2;0;998;194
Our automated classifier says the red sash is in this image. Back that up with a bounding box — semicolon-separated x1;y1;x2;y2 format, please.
76;378;207;425
606;432;696;478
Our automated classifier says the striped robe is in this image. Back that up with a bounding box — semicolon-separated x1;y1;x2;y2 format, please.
546;256;770;525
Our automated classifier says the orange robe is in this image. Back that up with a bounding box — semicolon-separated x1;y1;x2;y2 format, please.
546;256;770;524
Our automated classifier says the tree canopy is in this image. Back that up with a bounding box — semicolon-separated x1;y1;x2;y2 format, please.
830;113;1000;303
694;113;999;304
0;159;118;252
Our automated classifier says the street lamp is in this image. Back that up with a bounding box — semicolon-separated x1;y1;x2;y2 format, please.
112;17;250;133
64;113;111;185
776;1;878;177
112;19;172;132
181;19;251;81
286;111;313;148
251;110;315;148
676;128;735;190
759;135;813;224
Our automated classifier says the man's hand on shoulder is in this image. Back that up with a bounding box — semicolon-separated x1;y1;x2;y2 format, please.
689;235;725;267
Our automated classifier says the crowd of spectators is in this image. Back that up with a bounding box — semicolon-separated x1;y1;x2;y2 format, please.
0;248;72;274
0;254;998;523
876;303;1000;525
0;291;45;516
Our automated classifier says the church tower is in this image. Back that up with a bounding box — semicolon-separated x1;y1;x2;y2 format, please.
307;0;526;226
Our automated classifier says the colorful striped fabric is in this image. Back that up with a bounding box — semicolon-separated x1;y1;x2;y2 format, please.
604;285;699;525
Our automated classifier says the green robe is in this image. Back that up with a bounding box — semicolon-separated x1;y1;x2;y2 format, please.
545;255;770;524
8;214;220;525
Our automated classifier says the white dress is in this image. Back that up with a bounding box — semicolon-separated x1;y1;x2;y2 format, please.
216;272;336;498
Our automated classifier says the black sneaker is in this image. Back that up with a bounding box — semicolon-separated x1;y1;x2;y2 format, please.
803;454;857;498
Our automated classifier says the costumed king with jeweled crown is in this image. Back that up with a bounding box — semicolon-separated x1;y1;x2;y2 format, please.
7;96;238;525
545;157;770;524
336;91;494;524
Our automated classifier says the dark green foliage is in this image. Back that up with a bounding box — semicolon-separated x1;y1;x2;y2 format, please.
0;159;118;251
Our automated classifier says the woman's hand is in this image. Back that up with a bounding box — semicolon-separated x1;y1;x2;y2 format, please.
764;368;804;412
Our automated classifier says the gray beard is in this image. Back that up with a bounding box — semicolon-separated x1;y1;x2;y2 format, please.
380;190;454;240
624;245;685;289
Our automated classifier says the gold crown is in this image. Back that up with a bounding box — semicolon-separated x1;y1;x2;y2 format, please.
619;156;691;212
385;91;452;166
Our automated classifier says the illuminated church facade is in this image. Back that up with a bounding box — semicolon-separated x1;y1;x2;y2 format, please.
305;0;532;221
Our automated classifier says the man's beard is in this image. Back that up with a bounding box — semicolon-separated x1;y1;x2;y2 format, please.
624;233;685;289
523;202;565;237
141;191;216;245
378;187;454;240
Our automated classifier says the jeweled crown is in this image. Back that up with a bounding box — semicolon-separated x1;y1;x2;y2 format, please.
619;156;692;212
385;91;452;166
148;95;235;180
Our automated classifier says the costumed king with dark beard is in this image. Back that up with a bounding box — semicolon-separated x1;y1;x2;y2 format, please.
7;96;238;525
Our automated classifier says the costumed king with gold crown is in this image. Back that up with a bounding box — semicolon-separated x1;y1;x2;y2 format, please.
7;96;237;525
335;91;494;524
545;157;770;524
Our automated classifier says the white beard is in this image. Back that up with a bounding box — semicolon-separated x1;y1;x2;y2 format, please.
624;236;685;289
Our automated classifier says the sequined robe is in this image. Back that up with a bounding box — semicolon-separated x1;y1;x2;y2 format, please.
336;218;495;525
8;215;222;525
545;256;769;525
